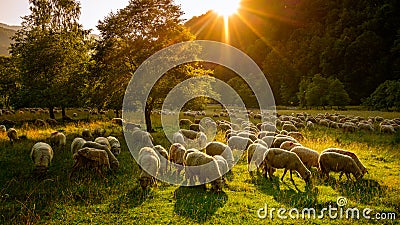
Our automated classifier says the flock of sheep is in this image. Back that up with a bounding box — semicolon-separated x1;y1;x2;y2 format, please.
1;109;398;193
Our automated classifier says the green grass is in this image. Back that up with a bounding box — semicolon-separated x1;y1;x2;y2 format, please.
0;109;399;224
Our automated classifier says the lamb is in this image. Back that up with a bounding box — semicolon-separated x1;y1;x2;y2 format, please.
205;142;235;168
322;148;368;177
138;147;160;189
107;136;121;157
7;128;18;144
227;136;253;151
82;141;119;171
71;137;86;155
31;142;54;174
263;148;311;184
169;143;187;175
49;131;66;148
247;143;269;175
318;152;363;180
184;151;224;192
81;128;93;141
70;147;111;179
153;145;169;175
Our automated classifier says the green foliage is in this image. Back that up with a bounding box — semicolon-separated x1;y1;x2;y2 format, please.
0;56;19;108
363;80;400;111
299;74;350;108
10;0;92;116
227;77;258;108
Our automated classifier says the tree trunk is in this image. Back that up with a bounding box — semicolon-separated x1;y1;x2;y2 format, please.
62;107;66;118
145;103;154;133
49;106;55;119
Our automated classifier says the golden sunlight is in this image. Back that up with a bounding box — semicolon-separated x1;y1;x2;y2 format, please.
212;0;241;17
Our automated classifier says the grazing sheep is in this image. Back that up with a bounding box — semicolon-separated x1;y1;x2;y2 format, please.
130;130;154;153
342;122;357;132
138;147;160;189
282;123;298;132
179;129;199;140
185;151;224;192
288;132;305;141
319;152;363;180
322;148;368;177
228;136;253;151
279;141;302;151
306;121;315;129
263;148;311;184
179;129;207;149
205;142;234;168
111;118;123;126
0;125;6;132
172;132;186;147
7;128;18;144
189;124;204;132
237;132;258;142
358;123;374;132
31;142;54;174
71;137;86;155
46;118;58;126
153;145;169;175
169;143;187;175
49;131;66;148
34;119;47;127
107;136;121;157
271;136;298;148
247;143;269;175
81;129;93;141
70;147;111;179
82;141;119;171
93;127;106;137
380;125;396;134
179;119;193;127
290;146;320;170
94;137;111;149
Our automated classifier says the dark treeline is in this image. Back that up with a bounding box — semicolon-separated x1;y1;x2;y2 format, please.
186;0;400;106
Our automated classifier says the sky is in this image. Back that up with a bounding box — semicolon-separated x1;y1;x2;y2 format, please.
0;0;219;34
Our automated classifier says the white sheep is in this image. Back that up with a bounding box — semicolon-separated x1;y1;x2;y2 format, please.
94;137;111;149
0;125;6;132
185;151;224;192
205;142;234;169
82;141;119;171
279;141;302;151
81;128;93;141
7;128;18;144
49;131;66;148
282;123;298;132
31;142;54;174
71;137;86;155
107;136;121;157
380;124;396;134
153;145;169;175
247;143;269;176
271;136;298;148
169;143;187;175
70;147;111;179
227;136;253;151
138;147;160;189
318;152;363;180
263;148;311;184
172;132;187;147
322;148;368;177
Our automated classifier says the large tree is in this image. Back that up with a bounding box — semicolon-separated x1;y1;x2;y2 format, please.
11;0;91;119
93;0;212;132
0;56;19;109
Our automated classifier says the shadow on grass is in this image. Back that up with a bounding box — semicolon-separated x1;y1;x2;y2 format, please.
173;186;228;223
108;185;154;213
253;175;318;208
329;178;385;204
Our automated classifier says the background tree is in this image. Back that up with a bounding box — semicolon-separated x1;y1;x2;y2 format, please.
11;0;91;119
363;80;400;111
93;0;213;132
0;56;19;109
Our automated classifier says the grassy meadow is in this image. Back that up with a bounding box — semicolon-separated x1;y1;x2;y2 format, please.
0;108;399;224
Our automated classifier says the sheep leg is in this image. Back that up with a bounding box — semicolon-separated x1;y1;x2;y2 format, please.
281;169;288;181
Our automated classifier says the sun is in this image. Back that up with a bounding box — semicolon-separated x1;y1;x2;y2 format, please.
212;0;241;17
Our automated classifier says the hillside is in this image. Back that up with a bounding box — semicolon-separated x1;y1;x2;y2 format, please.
0;23;19;56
